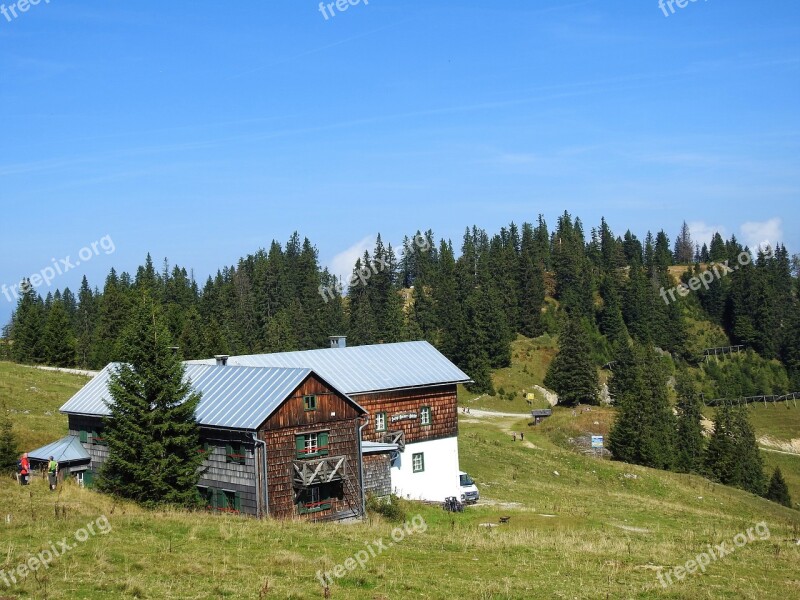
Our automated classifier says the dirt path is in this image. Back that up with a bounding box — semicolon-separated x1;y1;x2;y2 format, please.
19;364;98;377
459;408;538;449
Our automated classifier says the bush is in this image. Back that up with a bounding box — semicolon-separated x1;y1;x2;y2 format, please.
366;493;407;522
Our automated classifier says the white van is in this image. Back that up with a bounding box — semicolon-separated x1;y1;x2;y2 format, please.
459;471;480;504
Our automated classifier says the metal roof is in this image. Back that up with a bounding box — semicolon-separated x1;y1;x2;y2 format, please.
187;341;471;395
60;363;362;431
28;435;90;464
361;441;399;455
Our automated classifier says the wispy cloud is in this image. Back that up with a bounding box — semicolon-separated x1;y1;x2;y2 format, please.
741;218;783;250
328;235;375;284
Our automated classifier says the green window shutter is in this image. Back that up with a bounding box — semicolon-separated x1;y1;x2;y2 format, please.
83;470;94;488
225;444;233;463
217;489;227;510
318;432;329;456
79;430;88;443
238;444;246;465
295;435;306;459
234;492;241;512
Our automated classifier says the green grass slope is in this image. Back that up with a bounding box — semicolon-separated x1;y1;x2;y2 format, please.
0;362;798;598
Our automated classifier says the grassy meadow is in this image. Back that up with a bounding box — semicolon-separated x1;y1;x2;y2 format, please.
1;358;799;598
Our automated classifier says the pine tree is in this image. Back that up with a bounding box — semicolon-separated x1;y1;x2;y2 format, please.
11;280;45;364
608;341;676;469
42;300;76;367
765;467;792;508
0;403;18;475
674;371;705;473
544;314;598;406
673;221;694;264
98;292;205;508
705;404;765;495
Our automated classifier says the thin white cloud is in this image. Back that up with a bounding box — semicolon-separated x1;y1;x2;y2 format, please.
688;221;726;248
741;218;783;251
329;235;375;286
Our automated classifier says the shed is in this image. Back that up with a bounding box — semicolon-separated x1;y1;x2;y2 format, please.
28;435;91;485
530;409;553;426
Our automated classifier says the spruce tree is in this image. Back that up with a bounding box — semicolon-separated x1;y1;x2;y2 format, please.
765;467;792;508
544;314;598;406
705;404;765;495
0;404;18;475
674;371;705;474
99;292;204;508
608;341;676;469
42;299;76;367
11;281;45;364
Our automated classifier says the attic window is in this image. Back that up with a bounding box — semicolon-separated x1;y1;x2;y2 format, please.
304;395;317;411
226;443;246;465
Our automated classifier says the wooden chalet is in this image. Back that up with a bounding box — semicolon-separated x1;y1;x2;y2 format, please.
60;364;367;520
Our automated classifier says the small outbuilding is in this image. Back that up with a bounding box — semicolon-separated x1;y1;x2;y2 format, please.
27;435;91;485
529;409;553;426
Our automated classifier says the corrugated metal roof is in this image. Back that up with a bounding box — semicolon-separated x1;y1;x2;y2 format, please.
59;363;359;431
361;441;399;454
187;341;471;395
28;436;90;464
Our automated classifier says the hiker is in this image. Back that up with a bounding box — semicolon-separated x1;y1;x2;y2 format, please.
18;453;30;485
512;432;517;442
47;456;59;491
520;432;524;442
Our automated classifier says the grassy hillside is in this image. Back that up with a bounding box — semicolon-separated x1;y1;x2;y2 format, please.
1;362;799;598
0;362;88;450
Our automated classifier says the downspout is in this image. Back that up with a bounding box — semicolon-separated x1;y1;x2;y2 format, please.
357;416;370;519
252;432;269;518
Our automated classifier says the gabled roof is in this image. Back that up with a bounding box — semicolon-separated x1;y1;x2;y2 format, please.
59;363;364;431
28;435;90;464
187;341;471;395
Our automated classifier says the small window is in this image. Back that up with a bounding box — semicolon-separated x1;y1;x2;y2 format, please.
304;395;317;411
296;432;329;459
297;482;340;514
220;490;241;513
420;406;432;426
375;412;387;432
198;486;215;509
226;443;246;465
92;430;108;446
412;453;425;473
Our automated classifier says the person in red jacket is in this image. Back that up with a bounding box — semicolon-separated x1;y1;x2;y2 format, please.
18;453;30;485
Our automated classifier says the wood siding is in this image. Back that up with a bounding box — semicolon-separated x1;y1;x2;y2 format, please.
355;384;458;445
260;374;363;520
362;453;392;498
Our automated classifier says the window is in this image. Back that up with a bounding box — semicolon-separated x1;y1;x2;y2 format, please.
375;412;387;432
220;489;241;513
198;442;212;456
304;395;317;411
297;482;342;514
92;430;107;446
295;432;329;459
226;443;247;465
412;453;425;473
420;406;432;426
198;486;215;509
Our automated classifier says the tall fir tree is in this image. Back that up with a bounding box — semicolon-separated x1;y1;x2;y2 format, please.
11;280;45;364
99;292;205;507
704;404;765;495
42;299;76;367
674;370;705;474
543;314;598;406
608;341;676;469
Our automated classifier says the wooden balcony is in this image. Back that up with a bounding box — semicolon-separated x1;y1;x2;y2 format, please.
293;455;347;488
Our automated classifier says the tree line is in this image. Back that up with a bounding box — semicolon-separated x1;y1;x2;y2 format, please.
4;212;799;396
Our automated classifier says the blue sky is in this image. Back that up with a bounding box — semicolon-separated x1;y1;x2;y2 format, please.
1;0;798;324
